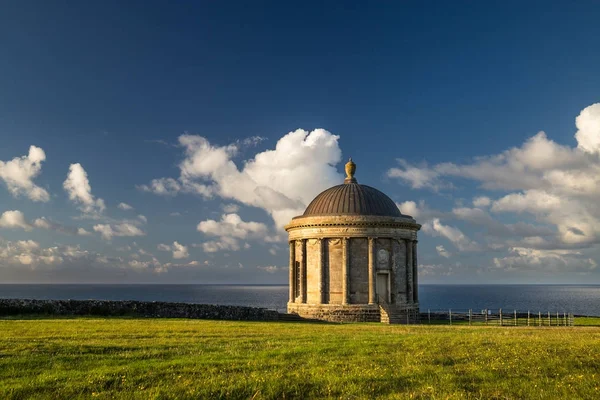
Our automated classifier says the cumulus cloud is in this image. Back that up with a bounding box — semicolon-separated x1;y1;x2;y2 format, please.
389;103;600;252
0;145;50;202
222;203;240;213
436;245;451;258
0;238;105;270
193;237;241;253
493;247;597;273
141;129;343;229
33;217;90;236
575;103;600;155
197;213;268;239
0;237;192;275
0;210;32;231
93;223;145;240
422;218;480;252
195;213;280;252
257;265;285;273
138;177;188;196
118;202;133;210
388;160;448;191
472;196;491;207
157;241;189;259
63;163;106;216
491;190;599;246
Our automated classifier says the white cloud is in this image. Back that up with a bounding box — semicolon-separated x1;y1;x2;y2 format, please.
419;263;456;277
142;129;343;229
77;228;91;236
195;237;241;253
0;237;189;274
137;215;147;223
472;196;491;207
0;210;32;231
138;178;187;196
0;146;50;202
93;223;145;240
118;202;134;210
157;241;189;259
422;218;480;252
222;203;240;213
493;247;597;273
197;213;268;239
491;190;562;214
389;103;600;251
63;163;106;215
397;201;420;218
397;200;445;222
257;265;285;273
33;217;90;236
436;245;451;258
491;190;598;245
575;103;600;155
387;160;447;191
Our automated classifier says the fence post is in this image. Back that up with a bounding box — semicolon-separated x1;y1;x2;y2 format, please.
428;309;431;324
547;311;551;326
449;309;452;325
514;310;517;326
527;310;530;327
485;309;488;325
538;311;541;326
499;309;503;326
469;309;472;326
563;312;566;326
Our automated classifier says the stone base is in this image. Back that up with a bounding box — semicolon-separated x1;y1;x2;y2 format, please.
288;303;381;322
287;302;420;323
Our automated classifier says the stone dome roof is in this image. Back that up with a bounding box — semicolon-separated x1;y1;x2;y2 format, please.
300;158;406;218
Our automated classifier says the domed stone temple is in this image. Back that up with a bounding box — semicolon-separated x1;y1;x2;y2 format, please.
285;159;421;323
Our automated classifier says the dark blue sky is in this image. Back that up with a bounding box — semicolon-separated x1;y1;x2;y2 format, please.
1;1;600;283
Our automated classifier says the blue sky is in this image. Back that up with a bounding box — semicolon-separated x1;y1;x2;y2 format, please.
1;1;600;283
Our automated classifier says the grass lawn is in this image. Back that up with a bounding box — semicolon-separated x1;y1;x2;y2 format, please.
1;317;599;399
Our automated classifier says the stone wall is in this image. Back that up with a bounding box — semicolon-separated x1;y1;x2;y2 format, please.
0;299;279;321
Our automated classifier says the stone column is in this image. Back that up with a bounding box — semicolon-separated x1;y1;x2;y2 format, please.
301;239;307;303
368;237;376;304
342;237;350;305
289;240;295;303
406;239;413;304
319;238;326;304
413;240;418;303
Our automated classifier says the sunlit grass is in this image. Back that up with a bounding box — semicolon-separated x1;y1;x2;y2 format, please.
1;317;599;399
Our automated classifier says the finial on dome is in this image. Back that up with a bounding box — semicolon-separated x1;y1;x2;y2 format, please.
344;157;357;184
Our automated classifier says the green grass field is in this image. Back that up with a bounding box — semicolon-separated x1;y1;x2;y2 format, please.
1;317;600;399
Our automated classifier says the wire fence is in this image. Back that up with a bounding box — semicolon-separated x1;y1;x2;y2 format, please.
421;309;575;326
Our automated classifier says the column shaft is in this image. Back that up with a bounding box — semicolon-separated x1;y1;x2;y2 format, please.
300;239;307;303
413;241;418;303
368;237;376;304
288;240;295;303
319;239;327;304
342;238;350;305
406;240;414;304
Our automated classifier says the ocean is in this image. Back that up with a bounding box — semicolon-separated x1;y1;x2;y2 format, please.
1;284;599;316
